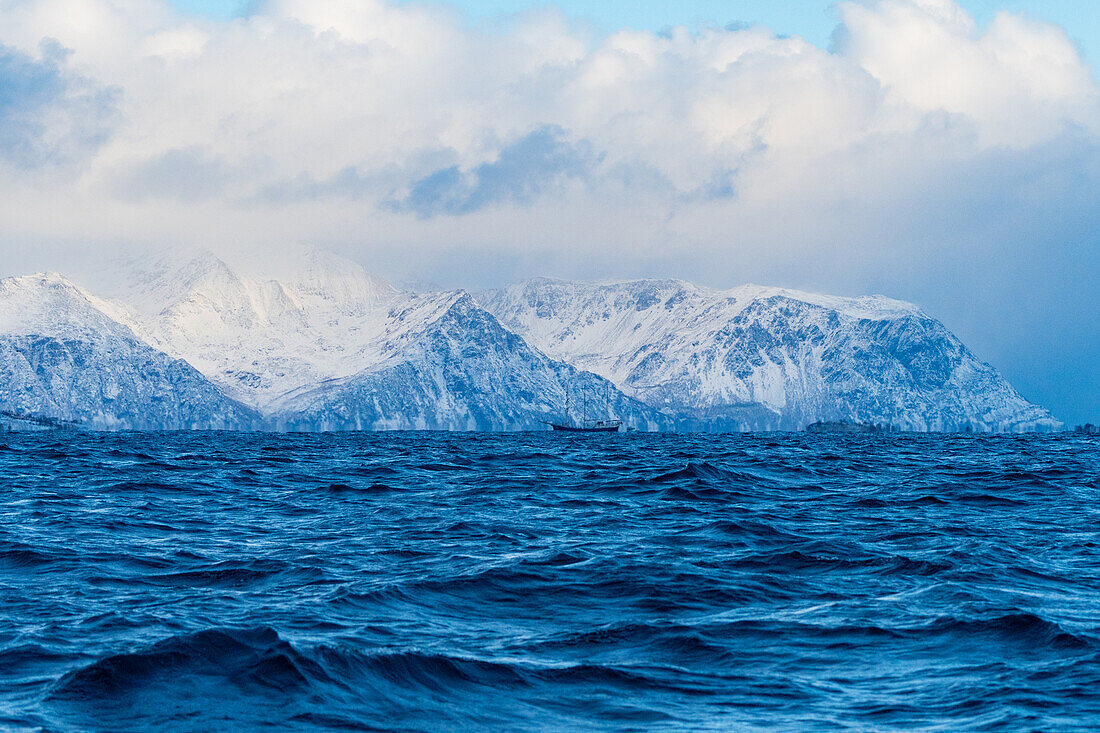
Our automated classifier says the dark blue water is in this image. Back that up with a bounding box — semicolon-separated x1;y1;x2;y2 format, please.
1;432;1099;731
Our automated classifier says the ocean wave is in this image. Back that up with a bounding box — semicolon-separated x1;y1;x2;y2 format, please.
1;432;1096;731
322;482;402;496
50;627;325;701
0;542;56;569
142;559;327;590
646;461;764;486
921;612;1096;649
49;626;675;718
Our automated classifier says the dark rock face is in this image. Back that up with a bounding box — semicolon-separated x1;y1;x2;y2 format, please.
273;295;666;431
0;273;262;431
481;281;1061;433
0;335;260;431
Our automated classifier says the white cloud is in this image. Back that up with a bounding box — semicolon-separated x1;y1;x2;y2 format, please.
836;0;1099;146
0;0;1097;420
0;0;1091;220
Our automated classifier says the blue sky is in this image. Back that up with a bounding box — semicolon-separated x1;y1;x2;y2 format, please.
175;0;1100;64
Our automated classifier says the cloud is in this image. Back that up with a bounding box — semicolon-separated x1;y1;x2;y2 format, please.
0;0;1096;422
0;39;117;168
114;146;232;201
395;126;599;216
835;0;1098;146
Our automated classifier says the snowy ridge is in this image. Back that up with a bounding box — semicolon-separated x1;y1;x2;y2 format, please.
272;292;666;431
78;252;667;430
0;272;260;430
476;278;922;400
479;278;1060;432
0;256;1062;432
103;251;452;408
0;273;138;342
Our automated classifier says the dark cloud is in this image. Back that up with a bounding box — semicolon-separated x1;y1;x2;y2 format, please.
259;166;379;203
114;147;234;202
394;126;600;217
0;39;117;168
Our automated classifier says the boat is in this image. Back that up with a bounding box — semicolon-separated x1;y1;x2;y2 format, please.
545;385;624;433
805;420;892;434
544;419;623;433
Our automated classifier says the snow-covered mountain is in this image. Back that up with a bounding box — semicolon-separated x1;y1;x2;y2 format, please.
479;278;1061;432
0;254;1059;433
99;250;404;408
0;274;260;430
273;292;664;431
91;252;663;431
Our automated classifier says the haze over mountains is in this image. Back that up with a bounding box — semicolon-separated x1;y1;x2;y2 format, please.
0;252;1060;432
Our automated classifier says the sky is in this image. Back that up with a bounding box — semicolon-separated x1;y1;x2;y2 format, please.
172;0;1100;61
0;0;1098;425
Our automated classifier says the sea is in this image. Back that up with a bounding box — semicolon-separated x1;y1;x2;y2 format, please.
1;431;1098;731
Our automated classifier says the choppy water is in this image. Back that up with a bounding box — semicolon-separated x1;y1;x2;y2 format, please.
1;432;1099;731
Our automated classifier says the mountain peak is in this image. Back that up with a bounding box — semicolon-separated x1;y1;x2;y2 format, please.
290;250;399;313
0;272;129;341
723;284;923;321
501;277;922;321
3;271;84;292
480;277;1057;432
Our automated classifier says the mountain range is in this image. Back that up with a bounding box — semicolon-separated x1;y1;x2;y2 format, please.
480;279;1058;432
0;252;1061;432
